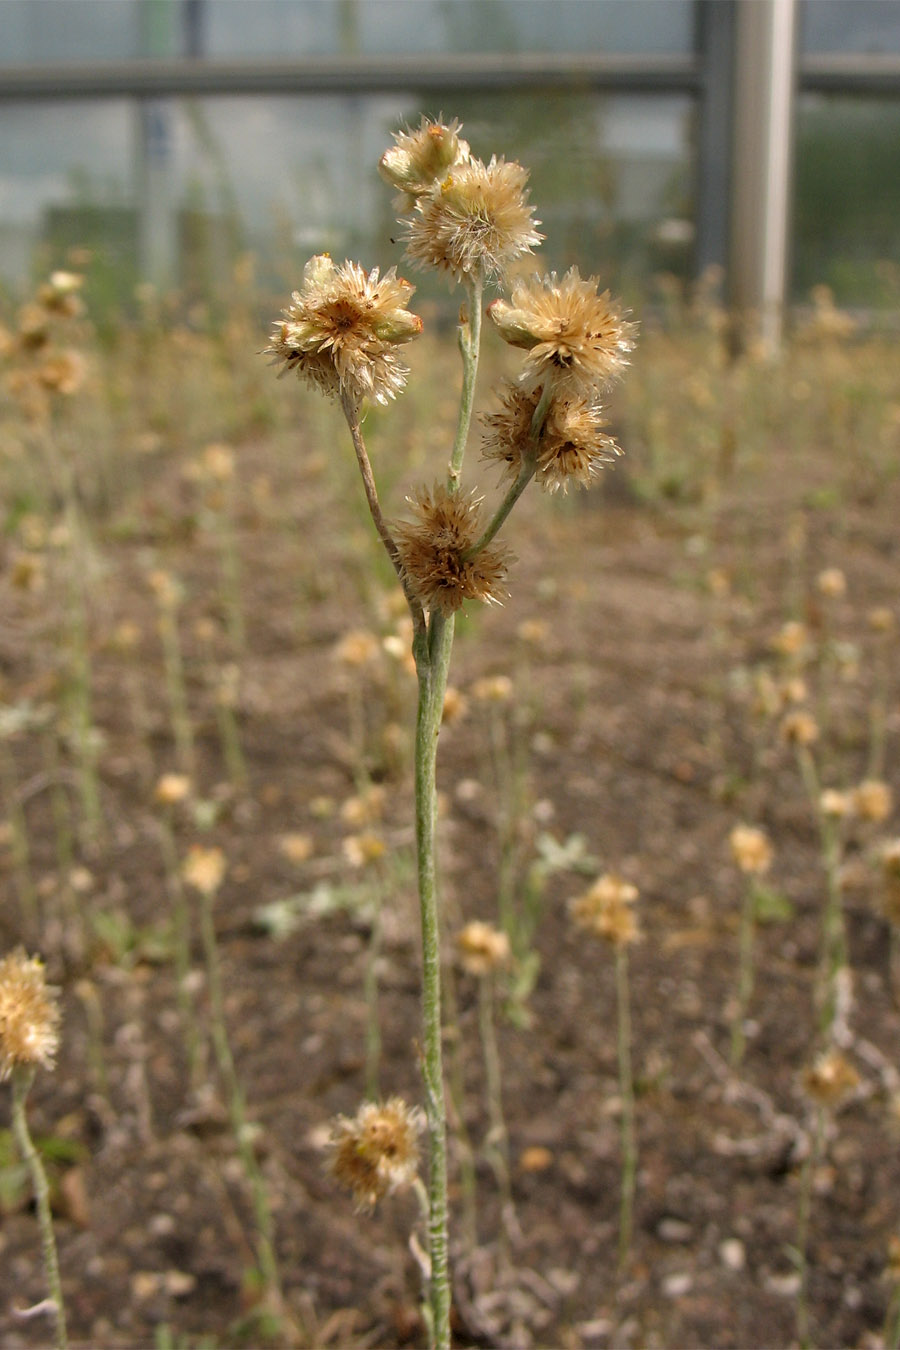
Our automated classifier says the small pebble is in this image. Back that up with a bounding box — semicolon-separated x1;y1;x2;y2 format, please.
662;1272;693;1298
719;1238;746;1271
657;1217;693;1243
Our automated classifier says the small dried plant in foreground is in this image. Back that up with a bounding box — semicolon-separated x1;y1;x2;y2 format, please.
266;115;633;1348
0;950;67;1349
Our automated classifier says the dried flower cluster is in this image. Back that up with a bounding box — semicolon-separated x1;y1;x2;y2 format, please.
729;825;773;876
457;920;511;976
266;255;422;407
182;845;227;897
482;272;634;496
394;485;512;616
402;156;543;284
0;950;61;1080
482;383;620;494
328;1097;423;1210
2;270;88;421
802;1048;859;1109
488;268;635;396
570;873;641;946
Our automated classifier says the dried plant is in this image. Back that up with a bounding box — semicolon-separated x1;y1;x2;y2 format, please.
266;115;633;1347
0;950;67;1349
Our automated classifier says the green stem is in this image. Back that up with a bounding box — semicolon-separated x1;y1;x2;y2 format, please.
448;269;484;493
731;878;757;1067
11;1067;68;1350
796;1105;825;1350
363;881;383;1102
340;394;426;641
615;943;636;1270
197;887;282;1307
795;745;847;1036
414;610;454;1350
463;458;536;561
157;813;203;1089
477;974;515;1251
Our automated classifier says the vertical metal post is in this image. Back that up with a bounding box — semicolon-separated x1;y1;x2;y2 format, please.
729;0;799;348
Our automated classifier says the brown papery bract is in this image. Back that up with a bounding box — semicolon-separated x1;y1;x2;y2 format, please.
394;485;512;616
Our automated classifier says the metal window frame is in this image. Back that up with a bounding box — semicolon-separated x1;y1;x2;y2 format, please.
1;0;898;289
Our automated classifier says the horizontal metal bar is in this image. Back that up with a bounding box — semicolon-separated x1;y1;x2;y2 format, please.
799;53;900;97
0;52;701;101
1;51;897;104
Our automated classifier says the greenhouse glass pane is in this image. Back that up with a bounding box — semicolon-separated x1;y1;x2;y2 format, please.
800;0;900;55
793;95;900;307
0;91;694;307
204;0;697;58
0;0;696;65
0;1;141;64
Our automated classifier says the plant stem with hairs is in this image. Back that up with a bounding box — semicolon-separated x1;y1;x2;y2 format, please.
11;1066;68;1350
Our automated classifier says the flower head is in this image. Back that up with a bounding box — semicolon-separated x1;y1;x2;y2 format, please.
488;269;635;395
379;116;470;204
481;382;621;494
729;825;773;875
328;1097;423;1210
0;950;61;1080
802;1048;859;1109
817;567;847;600
851;779;893;823
266;255;422;407
402;157;542;284
394;485;512;616
570;873;641;946
182;845;227;898
780;710;820;746
457;920;511;976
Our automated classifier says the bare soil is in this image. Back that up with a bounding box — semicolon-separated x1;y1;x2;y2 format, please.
1;403;899;1350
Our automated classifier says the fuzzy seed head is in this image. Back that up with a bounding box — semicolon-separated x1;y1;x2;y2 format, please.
342;832;387;868
802;1048;859;1108
570;873;641;946
770;620;810;661
471;674;514;703
817;567;847;599
729;825;773;875
488;269;635;395
0;950;60;1080
328;1097;423;1210
154;773;193;806
457;920;511;976
379;116;470;202
394;485;512;616
780;710;820;746
851;779;893;823
820;789;853;819
481;382;621;493
266;255;422;407
182;845;227;897
37;349;87;396
402;156;542;284
868;606;895;634
333;629;381;668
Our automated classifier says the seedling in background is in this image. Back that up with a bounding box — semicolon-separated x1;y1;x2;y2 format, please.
570;873;642;1270
265;115;634;1348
